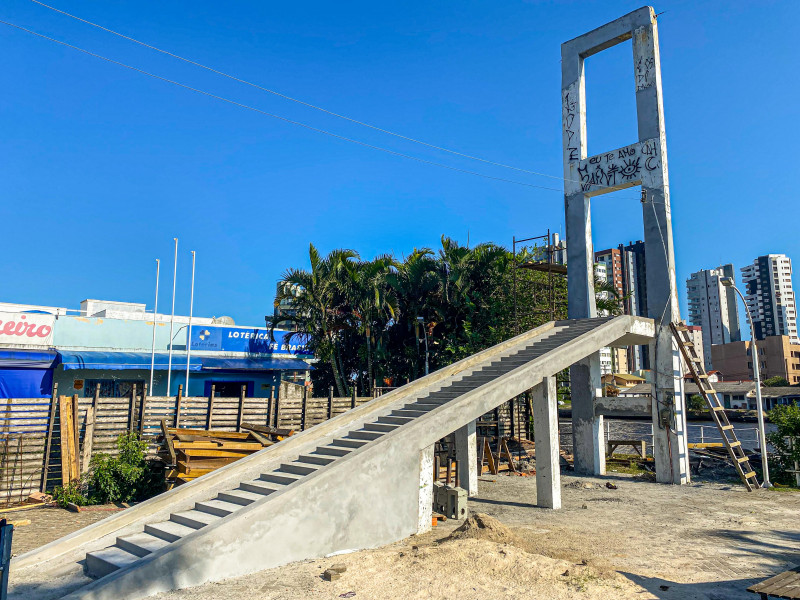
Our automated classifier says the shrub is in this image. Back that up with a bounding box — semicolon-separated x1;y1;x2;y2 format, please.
766;404;800;487
85;432;162;504
52;480;88;508
688;395;706;411
764;376;790;388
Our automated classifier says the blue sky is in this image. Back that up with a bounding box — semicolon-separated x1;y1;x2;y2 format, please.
1;0;797;326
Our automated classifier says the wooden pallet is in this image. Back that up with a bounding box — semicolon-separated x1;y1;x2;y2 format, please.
748;565;800;599
671;321;760;491
159;422;284;488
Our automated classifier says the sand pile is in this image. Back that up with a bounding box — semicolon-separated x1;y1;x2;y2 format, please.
445;512;520;545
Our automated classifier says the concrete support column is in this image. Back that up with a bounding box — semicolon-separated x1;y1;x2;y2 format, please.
417;444;434;533
454;420;478;497
642;188;689;484
533;376;561;509
570;355;605;475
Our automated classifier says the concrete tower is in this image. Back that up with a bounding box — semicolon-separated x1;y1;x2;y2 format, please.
561;7;689;484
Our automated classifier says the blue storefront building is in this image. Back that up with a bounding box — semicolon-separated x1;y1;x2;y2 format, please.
0;300;313;399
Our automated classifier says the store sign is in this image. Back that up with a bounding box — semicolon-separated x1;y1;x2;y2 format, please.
0;312;55;346
190;327;311;356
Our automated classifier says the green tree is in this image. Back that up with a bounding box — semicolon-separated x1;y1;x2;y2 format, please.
766;403;800;486
346;256;398;395
764;376;790;387
270;244;359;396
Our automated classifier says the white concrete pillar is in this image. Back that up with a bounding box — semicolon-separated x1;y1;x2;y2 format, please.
533;376;561;509
417;444;434;533
570;354;605;476
454;420;478;497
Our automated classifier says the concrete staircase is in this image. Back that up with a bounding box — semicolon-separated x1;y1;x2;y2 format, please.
11;316;654;600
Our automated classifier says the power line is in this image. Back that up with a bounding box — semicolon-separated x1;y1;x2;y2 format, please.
28;0;568;183
1;19;567;193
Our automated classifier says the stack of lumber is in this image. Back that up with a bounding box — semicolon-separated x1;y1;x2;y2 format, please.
159;424;286;488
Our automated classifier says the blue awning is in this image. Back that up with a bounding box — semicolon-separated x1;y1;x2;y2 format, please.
199;357;313;371
0;349;57;369
58;351;203;371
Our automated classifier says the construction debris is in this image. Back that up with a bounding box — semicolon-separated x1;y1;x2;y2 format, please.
445;513;519;545
159;424;285;488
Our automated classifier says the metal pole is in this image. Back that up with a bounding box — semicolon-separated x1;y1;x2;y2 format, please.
166;238;178;396
423;325;429;376
512;236;518;335
185;251;196;397
730;283;772;487
149;259;160;392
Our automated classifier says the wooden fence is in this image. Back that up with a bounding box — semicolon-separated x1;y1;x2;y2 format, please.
0;381;373;505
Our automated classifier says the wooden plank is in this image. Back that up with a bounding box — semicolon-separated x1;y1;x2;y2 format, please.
58;396;77;485
172;441;263;451
167;427;253;439
177;448;254;459
160;420;176;466
240;423;295;437
174;385;183;428
80;404;96;475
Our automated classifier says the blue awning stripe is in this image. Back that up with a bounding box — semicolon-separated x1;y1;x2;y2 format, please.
0;349;57;369
57;351;312;372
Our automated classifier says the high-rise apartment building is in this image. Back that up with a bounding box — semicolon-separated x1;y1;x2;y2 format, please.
741;254;798;343
595;240;648;372
686;264;742;370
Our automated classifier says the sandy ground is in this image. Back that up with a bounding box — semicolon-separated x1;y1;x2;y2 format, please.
13;473;800;600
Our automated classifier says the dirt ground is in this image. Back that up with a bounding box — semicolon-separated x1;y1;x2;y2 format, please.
14;472;800;600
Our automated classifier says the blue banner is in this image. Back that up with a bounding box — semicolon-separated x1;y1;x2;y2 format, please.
189;327;311;356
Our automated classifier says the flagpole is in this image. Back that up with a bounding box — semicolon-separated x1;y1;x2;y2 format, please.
166;238;178;395
185;251;196;397
149;258;160;392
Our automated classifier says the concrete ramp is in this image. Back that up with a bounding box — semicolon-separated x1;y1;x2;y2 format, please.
11;316;654;600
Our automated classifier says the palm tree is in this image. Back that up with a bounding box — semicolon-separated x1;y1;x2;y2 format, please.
270;244;358;396
346;256;398;395
386;248;440;380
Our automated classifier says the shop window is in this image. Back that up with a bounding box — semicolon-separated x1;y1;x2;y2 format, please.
204;380;255;398
84;379;145;398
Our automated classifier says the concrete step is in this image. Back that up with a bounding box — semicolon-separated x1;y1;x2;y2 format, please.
170;510;220;530
85;546;140;579
295;454;336;466
144;520;197;543
362;423;398;433
260;472;302;486
390;409;427;418
347;430;383;441
240;479;280;495
195;499;244;517
217;489;266;505
330;438;368;449
377;416;414;426
279;463;317;476
115;532;170;558
313;446;353;457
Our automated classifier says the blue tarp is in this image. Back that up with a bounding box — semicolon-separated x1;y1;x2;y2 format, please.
57;351;312;372
0;349;57;398
0;368;53;398
199;357;313;371
58;351;203;371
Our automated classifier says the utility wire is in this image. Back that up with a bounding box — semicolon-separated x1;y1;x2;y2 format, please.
28;0;567;183
1;19;568;193
28;0;642;200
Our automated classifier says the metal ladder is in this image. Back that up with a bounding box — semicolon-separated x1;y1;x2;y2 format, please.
670;321;760;492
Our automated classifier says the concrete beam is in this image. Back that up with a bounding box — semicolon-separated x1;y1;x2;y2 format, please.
533;376;561;509
454;420;478;497
594;395;652;418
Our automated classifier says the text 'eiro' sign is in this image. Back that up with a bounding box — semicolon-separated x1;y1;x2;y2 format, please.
0;312;55;346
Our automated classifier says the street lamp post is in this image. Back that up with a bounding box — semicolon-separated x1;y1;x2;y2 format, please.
417;317;429;376
721;276;772;488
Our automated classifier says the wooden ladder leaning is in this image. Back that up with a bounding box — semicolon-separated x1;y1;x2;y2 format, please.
670;321;761;492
